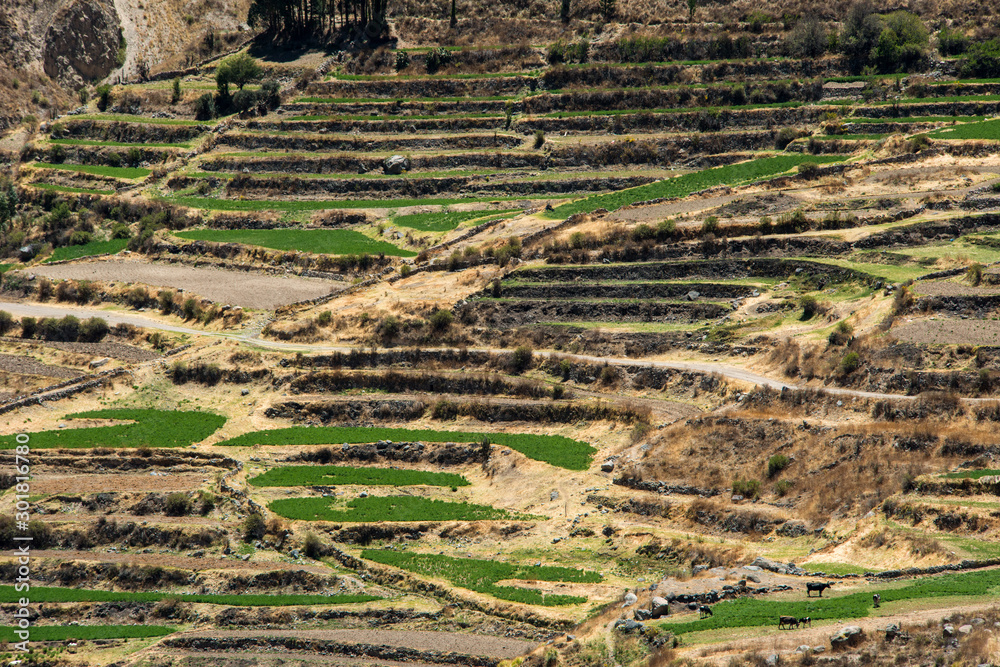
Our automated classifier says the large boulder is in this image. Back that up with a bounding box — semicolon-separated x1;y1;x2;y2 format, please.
650;597;670;619
43;0;123;86
622;591;638;607
383;155;411;175
830;626;864;650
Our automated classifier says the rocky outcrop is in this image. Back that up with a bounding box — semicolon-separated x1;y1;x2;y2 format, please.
43;0;122;86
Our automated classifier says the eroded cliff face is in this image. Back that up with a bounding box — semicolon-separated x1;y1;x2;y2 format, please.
42;0;123;86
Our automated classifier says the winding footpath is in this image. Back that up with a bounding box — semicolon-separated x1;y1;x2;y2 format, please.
0;300;933;403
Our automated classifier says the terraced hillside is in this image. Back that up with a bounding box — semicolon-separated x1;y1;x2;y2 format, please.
3;7;1000;667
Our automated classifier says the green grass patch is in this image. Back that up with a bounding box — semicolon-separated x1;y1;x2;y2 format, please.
362;549;600;606
0;585;378;607
33;162;151;179
28;183;115;195
166;195;550;212
174;228;414;257
270;495;534;522
0;409;225;450
392;208;521;232
815;133;887;140
801;562;880;575
848;115;986;124
927;117;1000;140
661;567;1000;635
46;239;128;262
0;625;175;642
942;468;1000;479
217;426;595;471
250;465;469;488
296;95;512;103
49;138;192;148
543;155;845;219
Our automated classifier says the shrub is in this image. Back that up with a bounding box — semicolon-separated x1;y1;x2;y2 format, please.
20;317;36;339
194;93;216;120
534;130;546;149
938;28;969;56
198;492;215;515
828;319;854;345
242;513;266;541
800;295;818;319
158;290;174;315
165;493;191;516
961;39;1000;78
511;345;533;374
732;479;761;500
171;77;182;104
429;309;453;331
798;162;820;179
775;127;799;150
0;311;13;336
216;52;263;92
317;310;332;326
839;351;861;375
701;216;719;236
126;286;150;308
967;262;984;287
232;88;260;114
37;278;53;300
395;51;410;71
426;48;453;74
303;532;322;559
79;317;110;342
95;84;112;111
767;454;790;478
259;80;280;109
774;479;794;497
377;315;400;342
182;298;200;320
787;18;827;58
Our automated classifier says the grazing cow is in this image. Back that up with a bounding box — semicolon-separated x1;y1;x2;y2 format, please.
698;605;713;618
778;615;800;630
806;582;834;597
873;593;881;608
799;617;812;627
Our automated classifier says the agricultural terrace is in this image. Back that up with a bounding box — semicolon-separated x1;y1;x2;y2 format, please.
362;550;602;606
268;495;538;522
0;410;225;449
218;427;595;470
249;465;470;487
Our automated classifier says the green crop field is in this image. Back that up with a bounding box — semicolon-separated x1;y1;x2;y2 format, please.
0;586;378;607
392;208;522;232
0;409;225;450
249;465;470;488
543;155;846;218
174;228;415;257
49;138;192;148
0;625;175;642
660;567;1000;635
217;426;595;470
46;239;128;263
166;195;551;212
33;162;152;179
29;183;115;195
928;118;1000;140
362;550;601;606
270;495;535;522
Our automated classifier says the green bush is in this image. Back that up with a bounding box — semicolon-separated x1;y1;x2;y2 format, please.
242;513;266;541
800;295;819;319
165;493;191;516
511;345;533;373
731;478;761;500
79;317;110;343
171;77;182;104
767;453;790;478
839;351;861;374
774;479;794;497
20;317;36;339
937;27;969;56
194;93;216;120
429;309;453;331
961;39;1000;78
871;11;928;72
95;84;112;111
787;18;827;58
701;216;720;236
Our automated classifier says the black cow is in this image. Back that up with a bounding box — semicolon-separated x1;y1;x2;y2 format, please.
799;617;811;627
698;605;713;618
873;593;881;608
806;582;834;597
778;615;800;629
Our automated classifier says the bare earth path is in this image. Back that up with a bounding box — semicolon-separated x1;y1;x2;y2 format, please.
0;300;938;403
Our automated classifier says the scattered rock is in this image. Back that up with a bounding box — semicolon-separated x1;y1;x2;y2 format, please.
383;155;411;175
830;626;864;650
622;592;638;607
959;624;973;635
650;597;670;619
943;624;955;637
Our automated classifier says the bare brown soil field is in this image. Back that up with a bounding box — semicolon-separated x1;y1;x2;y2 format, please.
892;318;1000;346
15;337;162;362
33;259;336;309
10;550;332;573
176;629;536;658
31;472;209;495
914;279;1000;297
0;352;81;379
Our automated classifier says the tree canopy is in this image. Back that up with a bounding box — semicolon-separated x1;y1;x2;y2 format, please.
247;0;389;38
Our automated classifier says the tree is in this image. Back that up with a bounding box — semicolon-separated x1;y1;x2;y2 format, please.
871;12;928;72
687;0;696;21
216;52;263;94
787;18;827;58
171;77;182;104
840;0;883;72
560;0;570;23
450;0;456;28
